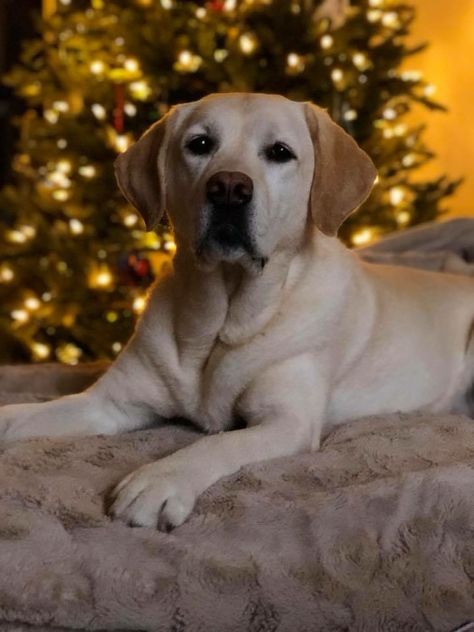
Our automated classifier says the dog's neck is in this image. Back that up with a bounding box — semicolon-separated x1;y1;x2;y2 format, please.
171;236;310;347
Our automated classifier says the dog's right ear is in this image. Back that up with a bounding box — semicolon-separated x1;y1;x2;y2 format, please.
114;109;173;231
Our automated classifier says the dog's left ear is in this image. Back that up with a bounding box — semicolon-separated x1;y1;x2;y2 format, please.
114;109;174;231
304;103;377;236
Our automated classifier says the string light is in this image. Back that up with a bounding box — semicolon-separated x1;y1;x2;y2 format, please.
320;35;333;50
331;68;344;83
286;53;305;73
56;343;82;365
53;100;69;112
396;210;411;226
389;186;405;206
196;7;206;18
44;109;59;124
124;103;137;116
423;84;436;97
124;213;138;227
7;230;27;244
78;165;96;178
351;227;376;246
31;342;51;360
352;52;370;71
383;107;397;120
214;49;228;63
239;33;257;55
113;133;133;153
24;297;40;310
382;12;400;29
129;80;152;100
160;0;173;8
0;265;14;283
401;70;422;82
402;153;416;167
344;109;358;121
91;103;107;120
69;219;84;234
112;342;122;353
89;263;113;288
11;309;29;323
52;189;70;201
90;60;106;75
124;58;140;73
367;9;382;22
133;295;147;313
175;50;202;72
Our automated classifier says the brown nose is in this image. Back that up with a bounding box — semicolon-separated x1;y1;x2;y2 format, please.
206;171;253;209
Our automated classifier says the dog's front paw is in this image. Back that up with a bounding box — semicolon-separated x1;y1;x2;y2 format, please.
108;461;198;531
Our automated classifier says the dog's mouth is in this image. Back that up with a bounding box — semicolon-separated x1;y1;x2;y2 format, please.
195;222;267;271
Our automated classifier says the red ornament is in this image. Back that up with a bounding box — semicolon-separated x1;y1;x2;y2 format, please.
207;0;225;11
113;83;125;133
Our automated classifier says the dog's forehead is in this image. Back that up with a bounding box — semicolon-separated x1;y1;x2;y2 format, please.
178;93;307;137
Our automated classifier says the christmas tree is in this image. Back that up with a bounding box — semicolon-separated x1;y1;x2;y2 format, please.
0;0;459;364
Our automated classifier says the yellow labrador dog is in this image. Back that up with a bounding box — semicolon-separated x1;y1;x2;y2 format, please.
1;93;473;531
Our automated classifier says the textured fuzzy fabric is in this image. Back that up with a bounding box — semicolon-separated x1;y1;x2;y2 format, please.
0;365;474;631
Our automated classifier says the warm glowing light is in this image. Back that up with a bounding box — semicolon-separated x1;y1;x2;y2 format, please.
320;35;334;50
129;80;152;100
106;311;118;323
57;159;72;173
367;9;382;22
383;107;397;120
25;297;40;310
287;53;305;73
344;109;358;121
78;165;96;178
32;342;51;360
11;309;29;323
124;103;137;116
124;213;138;227
92;264;113;288
164;240;177;253
20;225;36;238
56;343;82;365
396;210;411;226
91;103;107;120
90;60;106;75
382;12;400;28
401;70;422;82
368;0;384;6
352;52;370;71
214;49;229;63
52;189;70;201
393;123;407;136
124;57;140;73
351;227;376;246
196;7;206;18
69;219;84;234
112;342;122;353
239;33;257;55
161;0;172;7
176;50;202;72
389;186;405;206
331;68;344;83
423;84;437;97
114;134;132;153
133;295;147;313
402;153;416;167
44;110;59;124
53;100;69;112
0;265;14;282
8;230;27;244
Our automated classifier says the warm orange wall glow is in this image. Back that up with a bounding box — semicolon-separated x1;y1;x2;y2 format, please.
408;0;474;217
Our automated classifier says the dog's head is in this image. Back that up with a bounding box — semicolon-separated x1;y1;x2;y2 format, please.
115;93;376;271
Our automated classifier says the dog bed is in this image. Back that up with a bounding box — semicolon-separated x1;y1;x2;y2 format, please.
0;363;474;632
1;219;474;632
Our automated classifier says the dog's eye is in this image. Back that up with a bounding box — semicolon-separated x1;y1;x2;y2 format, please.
186;135;215;156
265;142;296;163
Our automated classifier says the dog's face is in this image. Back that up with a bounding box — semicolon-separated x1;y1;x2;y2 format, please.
115;93;376;271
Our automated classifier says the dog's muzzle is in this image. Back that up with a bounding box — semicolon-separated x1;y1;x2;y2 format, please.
203;170;254;251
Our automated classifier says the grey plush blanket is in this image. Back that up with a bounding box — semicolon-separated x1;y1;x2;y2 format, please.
1;365;474;632
1;219;474;632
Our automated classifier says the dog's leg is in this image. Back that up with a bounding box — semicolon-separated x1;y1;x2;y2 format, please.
109;355;327;530
0;329;176;442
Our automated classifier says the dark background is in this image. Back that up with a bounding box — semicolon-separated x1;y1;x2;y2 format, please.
0;0;40;187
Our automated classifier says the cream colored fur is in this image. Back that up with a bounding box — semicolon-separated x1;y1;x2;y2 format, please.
0;93;472;531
